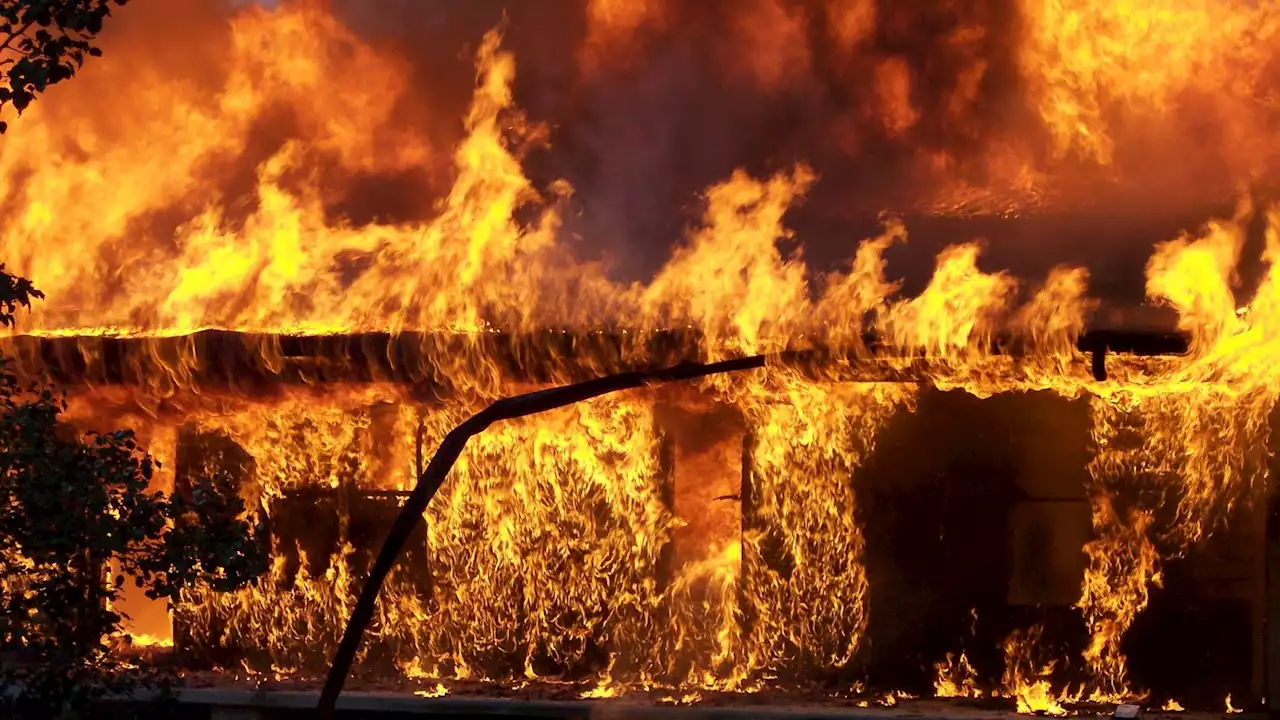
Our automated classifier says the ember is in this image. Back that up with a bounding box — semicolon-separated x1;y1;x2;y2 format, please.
1;0;1278;714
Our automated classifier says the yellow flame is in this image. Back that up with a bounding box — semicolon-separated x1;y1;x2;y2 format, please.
934;651;981;699
1002;628;1073;716
124;633;174;649
1019;0;1280;168
414;683;448;699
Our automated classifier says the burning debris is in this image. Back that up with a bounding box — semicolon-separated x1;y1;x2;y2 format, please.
0;0;1278;714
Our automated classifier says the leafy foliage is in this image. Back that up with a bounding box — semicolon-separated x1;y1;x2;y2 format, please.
0;0;128;132
0;264;41;325
0;267;269;718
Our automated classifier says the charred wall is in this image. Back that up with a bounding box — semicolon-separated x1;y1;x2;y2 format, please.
854;389;1262;704
112;376;1264;703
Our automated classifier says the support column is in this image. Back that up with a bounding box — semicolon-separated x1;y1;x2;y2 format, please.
170;424;257;660
656;430;676;592
1253;476;1267;706
739;431;758;642
1265;442;1280;712
347;403;431;599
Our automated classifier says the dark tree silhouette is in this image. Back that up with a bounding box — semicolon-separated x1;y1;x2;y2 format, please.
0;266;269;719
0;0;128;132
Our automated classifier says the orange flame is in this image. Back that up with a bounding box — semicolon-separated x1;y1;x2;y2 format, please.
0;0;1277;707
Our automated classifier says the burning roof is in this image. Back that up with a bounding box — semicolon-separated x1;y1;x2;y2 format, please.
1;0;1279;713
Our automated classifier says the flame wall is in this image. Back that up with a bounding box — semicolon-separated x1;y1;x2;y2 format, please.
2;0;1278;336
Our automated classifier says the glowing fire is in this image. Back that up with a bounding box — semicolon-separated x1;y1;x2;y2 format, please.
1020;0;1280;169
0;0;1278;713
414;683;448;699
1002;627;1071;716
934;651;981;699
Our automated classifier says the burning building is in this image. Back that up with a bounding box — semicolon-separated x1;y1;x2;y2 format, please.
2;0;1280;714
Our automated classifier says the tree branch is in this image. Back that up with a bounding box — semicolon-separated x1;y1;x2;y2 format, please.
0;1;53;60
